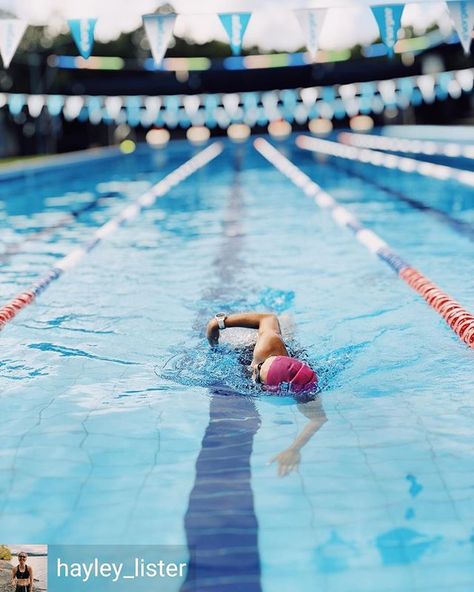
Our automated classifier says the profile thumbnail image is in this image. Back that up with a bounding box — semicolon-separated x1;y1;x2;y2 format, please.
0;545;47;591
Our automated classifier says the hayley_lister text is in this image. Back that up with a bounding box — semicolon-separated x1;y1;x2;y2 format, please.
56;558;188;582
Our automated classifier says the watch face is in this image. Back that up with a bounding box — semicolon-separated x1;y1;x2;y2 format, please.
215;313;226;320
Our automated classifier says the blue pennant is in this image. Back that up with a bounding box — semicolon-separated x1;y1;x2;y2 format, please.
371;5;404;57
218;13;252;55
68;18;97;59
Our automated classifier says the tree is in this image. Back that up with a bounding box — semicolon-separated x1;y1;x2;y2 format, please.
0;546;12;560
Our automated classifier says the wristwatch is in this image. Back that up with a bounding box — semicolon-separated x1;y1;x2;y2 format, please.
215;312;227;330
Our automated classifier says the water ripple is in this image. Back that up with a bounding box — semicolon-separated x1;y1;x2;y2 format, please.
28;342;137;366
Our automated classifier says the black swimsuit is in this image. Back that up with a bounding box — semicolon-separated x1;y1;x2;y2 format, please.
15;565;30;592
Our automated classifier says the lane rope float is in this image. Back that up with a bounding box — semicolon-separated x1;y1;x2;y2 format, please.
0;191;121;264
0;142;223;331
254;138;474;349
296;134;474;188
339;131;474;161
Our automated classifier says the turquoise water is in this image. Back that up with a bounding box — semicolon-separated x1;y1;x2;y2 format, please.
0;137;473;591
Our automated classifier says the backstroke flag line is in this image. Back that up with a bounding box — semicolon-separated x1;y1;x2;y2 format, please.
143;13;177;66
0;18;27;68
294;8;328;60
218;13;252;55
447;0;474;54
371;4;404;56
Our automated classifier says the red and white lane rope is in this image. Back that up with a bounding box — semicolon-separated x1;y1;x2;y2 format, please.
0;142;223;331
339;132;474;161
296;135;474;188
254;137;474;349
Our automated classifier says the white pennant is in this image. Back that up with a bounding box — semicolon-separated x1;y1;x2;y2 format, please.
300;87;318;107
183;95;200;117
417;74;436;103
143;13;176;66
447;0;474;54
27;95;45;118
144;96;162;120
222;93;240;116
0;19;27;68
104;96;123;120
295;9;328;60
456;68;474;91
63;96;84;121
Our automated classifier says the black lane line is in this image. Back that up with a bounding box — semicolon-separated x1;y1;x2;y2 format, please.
326;158;474;242
182;147;262;592
0;191;121;264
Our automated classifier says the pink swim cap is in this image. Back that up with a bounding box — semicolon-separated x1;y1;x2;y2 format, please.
265;356;317;393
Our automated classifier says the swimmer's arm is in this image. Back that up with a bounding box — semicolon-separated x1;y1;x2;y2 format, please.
270;400;327;476
28;566;34;592
290;400;327;449
289;413;327;451
206;313;280;345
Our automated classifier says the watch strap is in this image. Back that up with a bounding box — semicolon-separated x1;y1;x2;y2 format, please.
215;313;227;330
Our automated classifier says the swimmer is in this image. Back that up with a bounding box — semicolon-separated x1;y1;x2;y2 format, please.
206;312;317;393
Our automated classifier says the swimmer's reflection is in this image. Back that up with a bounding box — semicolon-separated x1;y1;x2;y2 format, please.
269;397;327;477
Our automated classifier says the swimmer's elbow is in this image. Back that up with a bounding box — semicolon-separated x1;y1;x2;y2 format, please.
258;313;281;335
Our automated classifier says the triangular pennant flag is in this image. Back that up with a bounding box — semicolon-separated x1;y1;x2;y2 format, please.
68;18;97;59
143;13;176;66
218;13;252;55
0;19;27;68
144;96;161;121
447;0;474;54
46;95;64;117
27;95;45;118
63;96;84;121
294;9;328;60
300;87;318;107
371;5;404;57
104;96;123;120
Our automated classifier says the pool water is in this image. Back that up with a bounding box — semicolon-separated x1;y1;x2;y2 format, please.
0;136;473;591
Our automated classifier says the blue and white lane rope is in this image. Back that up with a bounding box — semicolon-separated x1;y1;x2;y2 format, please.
339;132;474;161
0;142;223;330
254;138;474;348
296;135;474;188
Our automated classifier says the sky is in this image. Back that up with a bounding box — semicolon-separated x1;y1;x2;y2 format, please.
9;545;48;555
2;1;453;51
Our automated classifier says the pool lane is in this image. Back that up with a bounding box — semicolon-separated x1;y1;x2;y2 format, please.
182;148;262;592
328;159;474;242
244;141;474;592
292;141;474;307
0;143;223;333
0;143;233;547
255;139;474;349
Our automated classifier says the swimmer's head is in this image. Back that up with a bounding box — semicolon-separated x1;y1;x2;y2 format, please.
255;355;317;393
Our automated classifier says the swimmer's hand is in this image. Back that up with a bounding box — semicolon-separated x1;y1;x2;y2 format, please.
269;448;301;477
206;319;220;347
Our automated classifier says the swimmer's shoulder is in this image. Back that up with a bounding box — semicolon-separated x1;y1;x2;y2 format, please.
253;331;288;363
